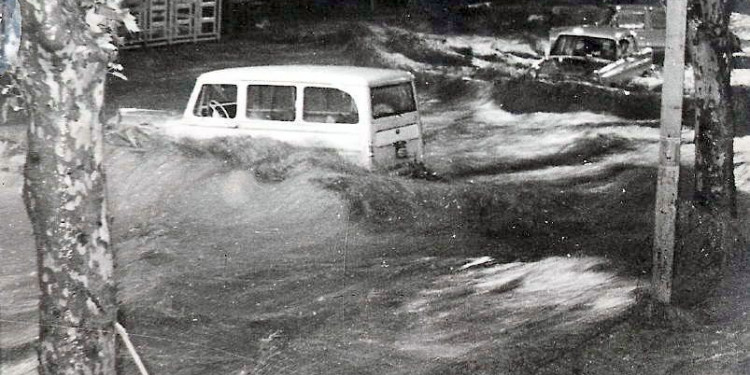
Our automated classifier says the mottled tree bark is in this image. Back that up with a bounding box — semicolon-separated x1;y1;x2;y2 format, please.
680;0;738;288
18;0;116;374
688;0;737;214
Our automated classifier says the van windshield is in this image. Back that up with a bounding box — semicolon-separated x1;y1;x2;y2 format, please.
371;83;416;119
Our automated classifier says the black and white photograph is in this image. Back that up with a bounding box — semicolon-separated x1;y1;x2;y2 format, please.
2;0;750;374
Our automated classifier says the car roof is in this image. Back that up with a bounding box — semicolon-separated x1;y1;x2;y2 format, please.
198;65;414;87
553;26;634;41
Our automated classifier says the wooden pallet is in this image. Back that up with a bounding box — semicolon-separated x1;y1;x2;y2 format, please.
122;0;221;48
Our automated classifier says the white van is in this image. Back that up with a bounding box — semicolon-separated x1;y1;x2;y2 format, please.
181;65;425;170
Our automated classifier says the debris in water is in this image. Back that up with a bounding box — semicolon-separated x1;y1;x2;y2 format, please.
458;256;494;270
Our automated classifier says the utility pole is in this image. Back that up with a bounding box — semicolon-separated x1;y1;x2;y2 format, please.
652;0;688;304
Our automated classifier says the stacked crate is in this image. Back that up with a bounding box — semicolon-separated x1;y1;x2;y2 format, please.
123;0;221;47
172;0;195;41
196;0;220;40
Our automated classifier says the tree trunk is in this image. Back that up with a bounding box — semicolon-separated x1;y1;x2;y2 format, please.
679;0;738;291
688;0;737;214
18;1;116;374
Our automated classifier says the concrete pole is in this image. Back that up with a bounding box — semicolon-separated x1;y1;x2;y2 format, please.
652;0;688;304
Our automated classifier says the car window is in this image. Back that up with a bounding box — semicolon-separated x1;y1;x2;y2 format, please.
303;87;358;124
618;39;631;57
371;83;416;119
193;84;238;118
246;85;296;121
551;35;617;61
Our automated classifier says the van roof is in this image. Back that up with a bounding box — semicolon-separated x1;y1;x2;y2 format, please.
198;65;415;87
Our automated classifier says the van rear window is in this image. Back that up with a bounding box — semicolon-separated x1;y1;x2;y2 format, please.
371;83;416;119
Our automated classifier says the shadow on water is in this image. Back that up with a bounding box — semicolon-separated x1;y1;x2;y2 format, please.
491;76;750;135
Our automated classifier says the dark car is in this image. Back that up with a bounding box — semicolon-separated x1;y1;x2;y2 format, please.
528;26;654;86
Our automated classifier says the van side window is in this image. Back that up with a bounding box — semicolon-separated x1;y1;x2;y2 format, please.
193;84;238;118
247;85;296;121
303;87;358;124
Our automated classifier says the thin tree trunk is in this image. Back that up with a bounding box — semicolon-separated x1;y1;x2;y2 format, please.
688;0;737;214
18;1;116;374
